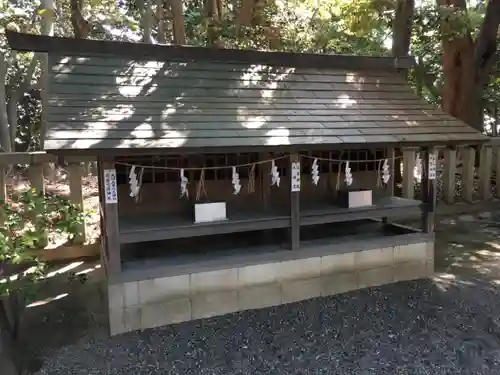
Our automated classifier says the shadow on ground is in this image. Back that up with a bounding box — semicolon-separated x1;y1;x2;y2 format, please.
23;212;500;374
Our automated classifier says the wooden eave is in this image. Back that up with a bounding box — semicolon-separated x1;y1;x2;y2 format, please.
6;30;415;71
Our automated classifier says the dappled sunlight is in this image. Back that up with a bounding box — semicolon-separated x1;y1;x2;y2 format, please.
239;115;269;129
333;94;356;108
238;65;294;102
477;249;500;258
485;242;500;251
265;127;290;145
27;293;69;308
45;261;84;279
55;57;91;74
344;72;365;89
75;264;101;276
161;107;178;119
116;61;166;98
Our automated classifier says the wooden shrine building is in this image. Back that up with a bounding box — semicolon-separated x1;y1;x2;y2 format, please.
8;31;488;335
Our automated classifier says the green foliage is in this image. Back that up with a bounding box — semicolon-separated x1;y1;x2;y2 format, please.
0;189;88;300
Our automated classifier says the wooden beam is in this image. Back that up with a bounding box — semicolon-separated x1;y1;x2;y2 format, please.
402;149;415;199
68;161;86;244
0;166;6;202
461;147;475;203
478;145;493;200
99;158;121;278
420;147;437;233
6;30;416;71
442;147;457;204
0;151;94;165
495;146;500;198
290;153;300;250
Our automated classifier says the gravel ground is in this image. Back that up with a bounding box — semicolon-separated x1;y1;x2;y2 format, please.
37;277;500;375
35;212;500;375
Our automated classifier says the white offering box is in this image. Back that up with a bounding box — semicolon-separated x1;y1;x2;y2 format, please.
194;202;227;223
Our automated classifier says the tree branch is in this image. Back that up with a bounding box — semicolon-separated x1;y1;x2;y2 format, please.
7;55;39;149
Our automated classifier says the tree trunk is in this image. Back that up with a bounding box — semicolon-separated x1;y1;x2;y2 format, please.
0;52;11;152
0;297;23;375
170;0;186;44
140;0;154;43
392;0;415;197
155;0;167;44
438;0;500;132
392;0;414;58
70;0;90;39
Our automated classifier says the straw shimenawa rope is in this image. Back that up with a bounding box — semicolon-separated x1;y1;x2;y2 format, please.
247;164;256;194
195;168;208;201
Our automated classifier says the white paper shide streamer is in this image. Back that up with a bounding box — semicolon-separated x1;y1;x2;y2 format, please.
232;167;241;195
414;154;422;183
128;166;142;200
344;161;353;187
311;158;319;185
270;160;280;187
180;168;189;198
382;159;391;184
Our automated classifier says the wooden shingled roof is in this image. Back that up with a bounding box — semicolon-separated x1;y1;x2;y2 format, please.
7;31;488;153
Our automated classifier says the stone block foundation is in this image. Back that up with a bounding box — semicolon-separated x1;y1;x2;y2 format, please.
108;239;435;335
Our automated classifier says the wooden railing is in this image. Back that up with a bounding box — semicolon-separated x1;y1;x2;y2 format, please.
0;152;96;245
401;140;500;204
1;144;499;250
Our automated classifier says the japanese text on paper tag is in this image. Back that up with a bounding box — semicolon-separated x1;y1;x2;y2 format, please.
291;161;301;192
104;169;118;203
428;152;437;180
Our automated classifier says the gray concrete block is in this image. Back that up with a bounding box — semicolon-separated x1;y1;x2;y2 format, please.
141;297;191;329
278;257;321;281
191;291;238;320
321;272;358;296
190;269;238;294
321;253;355;275
355;247;393;270
238;283;282;310
138;275;190;305
281;277;322;304
358;266;394;289
238;263;278;287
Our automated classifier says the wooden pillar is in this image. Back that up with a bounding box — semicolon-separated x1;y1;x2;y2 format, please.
388;148;395;196
259;152;271;210
402;149;415;199
99;158;121;277
28;163;47;246
68;161;86;244
461;147;475;203
0;165;6;202
495;146;500;198
421;147;437;233
28;163;45;195
478;145;492;201
290;153;300;250
442;147;457;204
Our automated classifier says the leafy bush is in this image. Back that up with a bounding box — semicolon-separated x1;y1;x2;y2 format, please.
0;189;89;375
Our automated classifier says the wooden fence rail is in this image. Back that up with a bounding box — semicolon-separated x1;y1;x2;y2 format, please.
401;141;500;204
0;152;96;245
1;143;500;251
